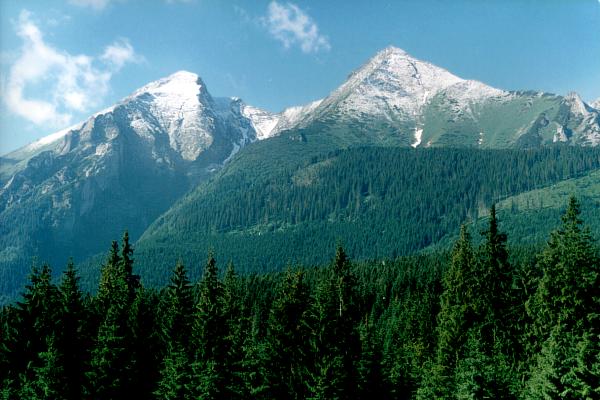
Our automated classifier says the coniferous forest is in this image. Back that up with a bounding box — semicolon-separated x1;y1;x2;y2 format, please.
1;198;599;399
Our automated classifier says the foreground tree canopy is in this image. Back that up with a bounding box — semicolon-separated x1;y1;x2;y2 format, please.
1;197;599;399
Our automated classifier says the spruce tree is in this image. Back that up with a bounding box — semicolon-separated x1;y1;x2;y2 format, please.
87;305;130;399
189;252;228;399
418;225;475;399
161;260;195;350
264;269;312;399
57;260;85;400
96;241;125;314
12;264;60;391
120;231;140;301
221;262;247;399
525;197;600;396
129;288;162;399
87;240;134;399
480;205;512;331
156;261;195;400
310;246;361;399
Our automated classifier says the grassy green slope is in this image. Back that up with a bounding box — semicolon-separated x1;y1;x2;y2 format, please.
421;92;574;149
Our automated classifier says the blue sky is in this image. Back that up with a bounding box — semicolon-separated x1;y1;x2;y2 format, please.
1;0;600;154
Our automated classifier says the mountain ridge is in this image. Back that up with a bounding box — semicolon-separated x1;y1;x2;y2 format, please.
6;46;600;161
2;46;600;300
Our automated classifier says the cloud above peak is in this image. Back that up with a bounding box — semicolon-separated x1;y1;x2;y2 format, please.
3;10;141;128
264;1;330;54
101;38;142;70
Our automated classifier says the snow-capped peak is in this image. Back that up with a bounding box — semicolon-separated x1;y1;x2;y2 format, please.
129;70;207;103
591;97;600;110
124;70;217;161
314;46;465;120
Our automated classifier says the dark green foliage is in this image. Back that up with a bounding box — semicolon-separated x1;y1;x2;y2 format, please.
155;344;194;400
86;234;143;399
11;264;61;390
418;225;476;399
189;252;229;398
310;246;361;399
161;261;194;350
57;260;85;400
262;269;312;398
524;196;600;398
135;146;600;287
18;335;66;400
1;198;599;398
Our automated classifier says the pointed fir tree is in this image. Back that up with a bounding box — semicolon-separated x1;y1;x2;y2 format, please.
156;261;196;399
0;306;12;385
479;205;512;332
120;231;140;301
57;259;85;400
525;197;600;396
310;246;361;399
86;305;131;399
221;262;248;399
189;252;228;399
528;196;598;336
87;239;135;399
12;264;61;390
263;269;313;399
161;260;195;350
96;241;125;315
417;225;475;399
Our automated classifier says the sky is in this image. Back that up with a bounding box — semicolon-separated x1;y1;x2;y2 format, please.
1;0;600;154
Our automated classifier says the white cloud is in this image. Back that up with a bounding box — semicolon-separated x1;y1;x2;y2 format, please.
264;1;330;54
68;0;111;11
3;10;140;127
101;38;142;70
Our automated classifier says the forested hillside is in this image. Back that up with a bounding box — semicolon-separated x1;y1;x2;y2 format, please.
135;145;600;286
1;198;598;398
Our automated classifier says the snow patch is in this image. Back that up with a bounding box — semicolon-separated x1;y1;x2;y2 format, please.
412;127;423;148
241;104;280;140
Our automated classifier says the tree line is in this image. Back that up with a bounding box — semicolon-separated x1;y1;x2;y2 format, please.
1;198;599;399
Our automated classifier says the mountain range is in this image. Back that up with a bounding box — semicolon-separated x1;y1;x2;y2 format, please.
2;46;600;299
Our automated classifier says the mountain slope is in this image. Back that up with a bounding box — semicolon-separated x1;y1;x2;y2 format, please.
134;146;600;285
0;71;277;299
